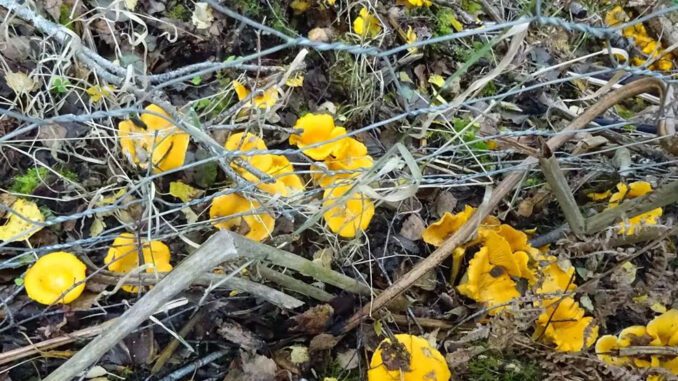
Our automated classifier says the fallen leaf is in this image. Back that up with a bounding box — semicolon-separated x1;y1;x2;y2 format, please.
399;214;425;241
290;304;334;334
169;181;203;203
5;71;38;95
37;124;68;155
84;366;107;379
286;73;305;87
85;85;115;103
428;74;446;88
89;217;106;237
434;191;458;217
44;0;63;21
241;351;277;381
336;348;359;370
124;0;137;10
289;345;309;365
218;320;265;351
0;198;45;242
310;333;340;352
191;3;214;30
312;248;333;269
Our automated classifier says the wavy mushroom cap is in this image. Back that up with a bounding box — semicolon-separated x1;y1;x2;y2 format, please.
290;113;347;161
118;104;189;173
24;252;86;305
209;193;275;242
368;334;451;381
322;185;374;238
421;205;475;246
232;80;279;109
456;246;521;315
253;155;305;197
225;132;274;173
105;233;172;274
647;309;678;346
536;297;598;352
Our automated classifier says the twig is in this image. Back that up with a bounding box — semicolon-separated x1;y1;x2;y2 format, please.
91;272;304;310
151;309;206;374
538;149;586;237
256;265;334;302
0;320;115;366
196;273;303;309
44;231;238;381
227;232;371;297
585;179;678;233
338;77;669;334
157;349;230;381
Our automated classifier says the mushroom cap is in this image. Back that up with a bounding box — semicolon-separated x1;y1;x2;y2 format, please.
536;262;576;294
368;334;451;381
209;193;275;242
232;80;279;109
253;155;305;197
105;233;172;274
477;229;533;280
0;198;45;242
322;185;374;238
536;297;598;352
353;7;382;38
422;205;475;246
596;335;626;366
325;137;374;173
118;104;189;173
142;105;190;173
290;113;347;161
456;246;521;314
225;132;274;173
647;309;678;346
24;251;86;305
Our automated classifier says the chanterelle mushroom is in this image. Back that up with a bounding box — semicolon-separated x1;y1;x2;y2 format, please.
368;334;451;381
24;251;86;305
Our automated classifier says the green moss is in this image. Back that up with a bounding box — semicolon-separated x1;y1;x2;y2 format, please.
10;167;79;194
436;9;458;36
167;3;191;21
468;353;542;381
10;168;49;194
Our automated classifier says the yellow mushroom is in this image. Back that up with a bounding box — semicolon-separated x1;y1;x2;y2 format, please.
322;185;374;238
289;113;348;161
0;198;44;242
24;252;86;305
607;181;662;235
209;193;275;242
224;131;274;174
456;245;522;314
535;297;599;352
254;155;305;197
325;137;374;172
118;104;190;173
421;205;475;246
232;80;279;109
647;309;678;346
368;334;451;381
105;233;172;292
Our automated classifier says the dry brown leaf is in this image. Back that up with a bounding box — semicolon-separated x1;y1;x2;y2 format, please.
399;214;425;241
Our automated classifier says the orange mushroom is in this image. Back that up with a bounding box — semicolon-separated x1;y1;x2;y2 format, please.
322;185;374;238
